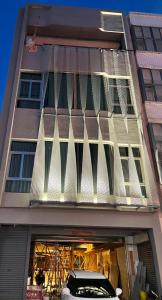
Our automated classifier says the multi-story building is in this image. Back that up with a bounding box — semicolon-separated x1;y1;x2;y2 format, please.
0;4;162;300
128;11;162;296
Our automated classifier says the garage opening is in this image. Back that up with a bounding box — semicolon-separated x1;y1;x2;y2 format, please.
27;238;130;299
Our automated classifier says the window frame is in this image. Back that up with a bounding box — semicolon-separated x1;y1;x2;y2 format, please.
119;146;146;197
8;150;35;181
133;25;162;52
140;68;162;102
17;72;43;108
6;141;36;193
109;79;134;115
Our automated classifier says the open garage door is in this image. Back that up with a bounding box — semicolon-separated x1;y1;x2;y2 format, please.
28;237;130;300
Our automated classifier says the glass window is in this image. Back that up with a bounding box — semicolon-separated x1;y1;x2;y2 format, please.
58;73;68;109
31;82;41;99
145;86;155;101
143;27;151;38
17;73;42;109
75;143;83;193
152;70;162;84
6;141;36;193
119;146;146;197
8;154;21;177
121;159;129;182
60;142;68;193
141;68;162;102
145;39;155;51
136;39;146;51
119;147;128;157
133;26;162;53
142;69;152;84
89;144;98;193
135;160;143;183
134;26;143;38
155;85;162;101
155;40;162;52
19;81;30;98
152;28;161;39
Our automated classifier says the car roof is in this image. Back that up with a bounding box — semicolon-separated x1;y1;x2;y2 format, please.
69;270;106;279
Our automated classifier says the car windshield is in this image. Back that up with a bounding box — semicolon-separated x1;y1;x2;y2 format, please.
67;278;116;298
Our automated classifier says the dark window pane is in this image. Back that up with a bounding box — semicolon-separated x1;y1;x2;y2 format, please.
121;160;129;182
75;143;83;193
145;86;155;101
152;70;162;84
135;160;143;183
109;78;116;85
89;144;98;194
136;39;145;50
44;141;53;192
9;154;21;177
17;100;40;109
141;186;147;198
86;75;94;110
155;40;162;52
31;82;41;99
100;76;107;111
5;180;31;193
44;72;54;107
73;74;82;109
132;148;141;157
22;154;34;178
155;85;162;101
142;69;152;84
152;28;161;39
143;27;151;38
125;88;131;104
113;106;122;114
134;26;143;38
145;39;155;51
58;73;68;109
19;81;30;98
11;141;36;152
127;106;134;114
21;73;41;80
60;142;68;193
104;145;114;194
119;147;128;157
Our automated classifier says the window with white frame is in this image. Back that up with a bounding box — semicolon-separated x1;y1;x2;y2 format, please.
109;79;134;114
17;73;42;109
119;146;146;197
5;141;36;193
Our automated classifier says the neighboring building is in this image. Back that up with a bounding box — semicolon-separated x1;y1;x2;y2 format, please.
129;10;162;295
0;4;162;300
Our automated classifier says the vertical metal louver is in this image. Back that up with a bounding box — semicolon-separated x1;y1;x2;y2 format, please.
137;241;157;292
0;226;30;300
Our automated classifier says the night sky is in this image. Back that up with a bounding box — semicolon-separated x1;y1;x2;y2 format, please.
1;0;162;110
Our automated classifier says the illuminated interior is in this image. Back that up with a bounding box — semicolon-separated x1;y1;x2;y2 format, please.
28;240;130;297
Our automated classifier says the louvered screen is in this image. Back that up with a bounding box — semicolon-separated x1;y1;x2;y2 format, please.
137;241;157;292
101;14;124;32
0;227;30;300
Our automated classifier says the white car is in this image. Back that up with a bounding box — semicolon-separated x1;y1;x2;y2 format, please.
61;270;122;300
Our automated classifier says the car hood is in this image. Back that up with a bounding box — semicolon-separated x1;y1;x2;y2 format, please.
70;296;119;300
